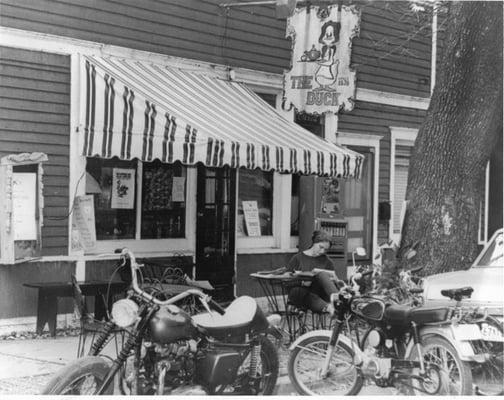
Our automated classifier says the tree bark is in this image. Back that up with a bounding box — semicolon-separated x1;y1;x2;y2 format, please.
401;1;503;275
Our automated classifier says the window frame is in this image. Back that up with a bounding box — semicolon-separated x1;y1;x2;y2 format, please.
389;127;418;244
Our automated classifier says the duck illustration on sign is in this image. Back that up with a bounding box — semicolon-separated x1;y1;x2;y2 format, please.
284;5;360;114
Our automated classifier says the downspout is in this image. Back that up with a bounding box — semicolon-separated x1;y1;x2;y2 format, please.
431;2;438;94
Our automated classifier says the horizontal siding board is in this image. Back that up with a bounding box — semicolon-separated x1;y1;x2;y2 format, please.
0;140;69;156
1;132;70;146
0;62;69;83
0;89;69;104
0;109;69;124
0;76;69;94
0;120;70;135
0;98;69;114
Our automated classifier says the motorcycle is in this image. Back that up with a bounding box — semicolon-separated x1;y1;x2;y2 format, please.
42;248;282;395
287;268;487;395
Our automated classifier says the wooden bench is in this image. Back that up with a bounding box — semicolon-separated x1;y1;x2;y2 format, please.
23;280;128;336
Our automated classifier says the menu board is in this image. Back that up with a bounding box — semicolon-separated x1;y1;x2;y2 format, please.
12;172;37;240
71;195;97;252
242;201;261;237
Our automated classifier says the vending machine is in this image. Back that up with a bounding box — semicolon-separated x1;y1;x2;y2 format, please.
299;175;348;280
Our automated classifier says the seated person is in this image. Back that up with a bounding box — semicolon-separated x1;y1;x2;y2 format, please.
287;230;340;314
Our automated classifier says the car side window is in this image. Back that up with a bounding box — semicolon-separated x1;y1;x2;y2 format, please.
478;233;503;267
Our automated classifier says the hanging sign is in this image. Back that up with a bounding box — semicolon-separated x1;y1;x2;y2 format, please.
284;5;360;114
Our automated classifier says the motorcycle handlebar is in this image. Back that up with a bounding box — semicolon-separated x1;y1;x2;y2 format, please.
117;248;212;308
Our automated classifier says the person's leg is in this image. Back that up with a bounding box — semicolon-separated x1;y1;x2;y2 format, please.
288;286;327;313
310;271;339;302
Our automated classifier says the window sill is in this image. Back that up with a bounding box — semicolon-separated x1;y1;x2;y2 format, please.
236;247;298;255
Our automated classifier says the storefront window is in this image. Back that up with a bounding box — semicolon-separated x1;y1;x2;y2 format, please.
141;161;186;239
86;157;186;241
237;169;273;236
86;157;137;240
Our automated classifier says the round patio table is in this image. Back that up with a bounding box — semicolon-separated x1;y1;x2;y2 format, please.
250;270;331;343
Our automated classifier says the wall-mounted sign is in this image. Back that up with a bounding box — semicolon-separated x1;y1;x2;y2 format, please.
71;195;97;252
284;5;360;114
12;172;37;241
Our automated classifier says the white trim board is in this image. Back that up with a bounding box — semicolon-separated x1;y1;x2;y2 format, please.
1;27;430;110
389;127;418;243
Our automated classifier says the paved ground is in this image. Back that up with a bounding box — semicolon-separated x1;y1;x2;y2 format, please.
0;333;392;395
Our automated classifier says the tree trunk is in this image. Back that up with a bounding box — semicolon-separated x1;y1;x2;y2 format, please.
401;1;502;275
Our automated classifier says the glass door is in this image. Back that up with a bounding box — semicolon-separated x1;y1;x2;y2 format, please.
195;165;236;302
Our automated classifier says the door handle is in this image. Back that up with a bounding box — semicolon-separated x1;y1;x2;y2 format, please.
197;212;204;217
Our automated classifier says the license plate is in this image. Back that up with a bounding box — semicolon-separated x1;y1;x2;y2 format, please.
452;324;483;341
480;323;504;342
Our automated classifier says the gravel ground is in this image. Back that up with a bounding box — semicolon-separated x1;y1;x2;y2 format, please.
0;374;52;395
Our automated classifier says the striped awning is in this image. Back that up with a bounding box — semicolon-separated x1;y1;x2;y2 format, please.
80;55;363;178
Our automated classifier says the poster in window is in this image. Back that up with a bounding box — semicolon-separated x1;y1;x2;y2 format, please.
111;168;135;209
172;176;186;202
12;172;37;240
242;201;261;237
71;195;97;252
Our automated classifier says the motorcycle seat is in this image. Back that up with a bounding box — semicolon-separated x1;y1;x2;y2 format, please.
440;286;473;302
192;296;269;338
384;304;449;326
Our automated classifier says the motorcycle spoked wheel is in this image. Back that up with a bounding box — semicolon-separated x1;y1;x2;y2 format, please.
41;356;113;395
406;335;473;395
287;335;363;395
472;317;504;396
215;336;279;395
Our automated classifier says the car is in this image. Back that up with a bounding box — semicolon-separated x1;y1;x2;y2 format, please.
422;228;504;320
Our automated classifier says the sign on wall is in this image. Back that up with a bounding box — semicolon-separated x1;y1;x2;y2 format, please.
283;5;361;114
71;195;97;252
12;172;37;241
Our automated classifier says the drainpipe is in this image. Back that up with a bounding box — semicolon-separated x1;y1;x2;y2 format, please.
431;2;438;95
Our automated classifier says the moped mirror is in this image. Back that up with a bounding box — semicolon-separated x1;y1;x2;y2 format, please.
355;247;367;257
406;249;417;260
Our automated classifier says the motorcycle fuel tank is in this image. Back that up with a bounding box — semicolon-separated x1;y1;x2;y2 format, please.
149;306;198;344
351;296;386;321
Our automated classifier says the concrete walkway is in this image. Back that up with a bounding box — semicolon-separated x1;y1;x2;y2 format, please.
0;335;393;395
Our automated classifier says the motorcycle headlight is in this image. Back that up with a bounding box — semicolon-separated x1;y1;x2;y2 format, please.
111;299;139;327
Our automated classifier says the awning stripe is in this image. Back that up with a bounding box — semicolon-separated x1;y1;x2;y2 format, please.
80;55;364;178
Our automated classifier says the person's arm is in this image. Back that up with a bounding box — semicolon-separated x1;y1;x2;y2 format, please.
287;253;300;272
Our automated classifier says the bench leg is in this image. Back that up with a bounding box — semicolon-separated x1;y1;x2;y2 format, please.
37;291;58;336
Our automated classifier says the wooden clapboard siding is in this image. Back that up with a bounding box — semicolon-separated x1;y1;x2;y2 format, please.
1;0;434;97
338;100;426;243
0;46;70;256
352;1;433;97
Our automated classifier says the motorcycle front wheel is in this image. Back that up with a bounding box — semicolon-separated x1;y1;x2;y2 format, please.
287;335;363;395
407;335;473;395
41;356;113;395
472;316;504;396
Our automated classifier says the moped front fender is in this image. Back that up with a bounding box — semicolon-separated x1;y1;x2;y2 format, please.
405;325;482;362
289;329;364;364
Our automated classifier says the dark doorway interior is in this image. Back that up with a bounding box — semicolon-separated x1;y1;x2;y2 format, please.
196;165;236;303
